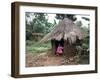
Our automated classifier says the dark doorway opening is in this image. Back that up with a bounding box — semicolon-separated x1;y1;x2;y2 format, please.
55;38;64;55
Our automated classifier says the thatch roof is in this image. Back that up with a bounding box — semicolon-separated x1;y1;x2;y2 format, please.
40;18;85;44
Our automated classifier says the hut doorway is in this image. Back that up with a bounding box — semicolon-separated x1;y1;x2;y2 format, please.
51;38;64;55
51;38;76;57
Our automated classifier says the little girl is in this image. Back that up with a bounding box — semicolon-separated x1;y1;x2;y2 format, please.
56;44;64;56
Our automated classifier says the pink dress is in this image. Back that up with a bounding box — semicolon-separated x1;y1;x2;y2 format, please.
56;45;63;55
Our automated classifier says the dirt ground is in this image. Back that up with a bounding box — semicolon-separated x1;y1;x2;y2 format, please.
25;50;81;67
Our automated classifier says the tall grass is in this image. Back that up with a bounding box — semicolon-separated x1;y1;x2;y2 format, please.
26;40;51;55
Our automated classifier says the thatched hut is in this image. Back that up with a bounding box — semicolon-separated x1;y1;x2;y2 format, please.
40;18;85;57
32;33;44;41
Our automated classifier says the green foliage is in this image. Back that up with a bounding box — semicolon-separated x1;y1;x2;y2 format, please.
26;40;51;55
82;17;90;21
81;25;89;50
55;14;76;21
75;18;89;56
26;13;55;40
31;13;47;33
82;36;89;49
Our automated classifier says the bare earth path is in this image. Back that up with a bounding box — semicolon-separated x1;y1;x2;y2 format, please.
26;50;79;67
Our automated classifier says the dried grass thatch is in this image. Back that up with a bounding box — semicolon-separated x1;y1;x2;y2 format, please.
40;18;85;44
